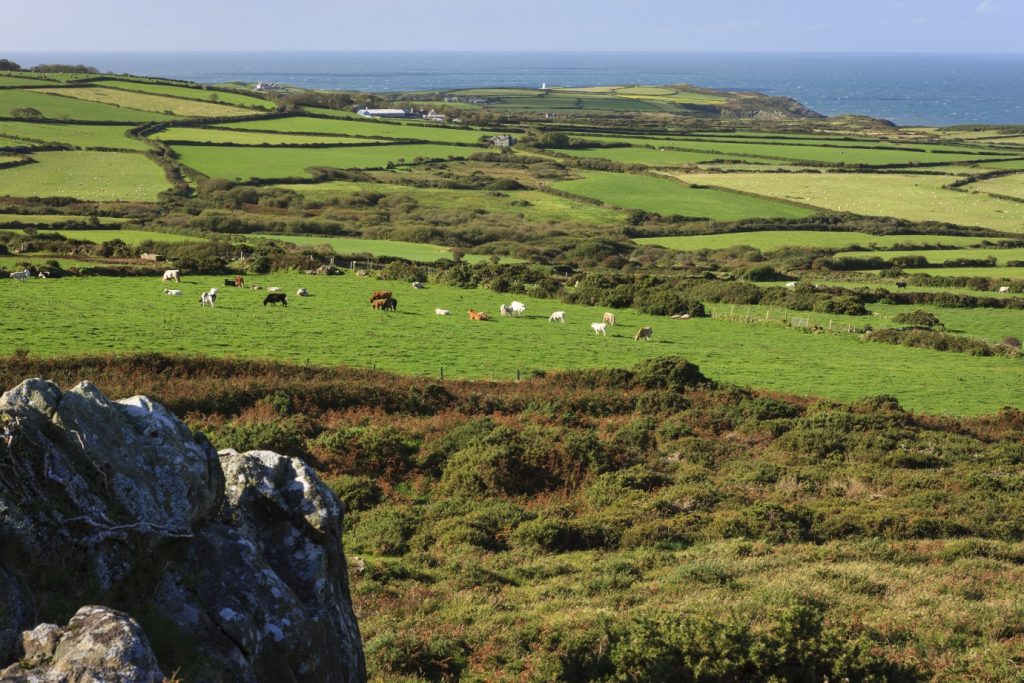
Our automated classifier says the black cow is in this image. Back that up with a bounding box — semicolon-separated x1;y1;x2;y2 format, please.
895;281;907;289
263;293;288;306
224;278;236;287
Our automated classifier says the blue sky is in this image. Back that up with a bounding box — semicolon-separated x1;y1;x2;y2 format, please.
2;0;1022;52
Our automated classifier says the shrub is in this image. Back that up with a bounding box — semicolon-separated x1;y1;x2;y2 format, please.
894;309;943;328
632;356;709;392
323;474;382;512
347;506;420;556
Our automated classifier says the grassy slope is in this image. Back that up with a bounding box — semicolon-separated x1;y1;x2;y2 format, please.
637;231;992;253
0;228;201;244
172;144;476;180
559;146;749;167
151;127;373;146
0;273;1020;415
836;246;1024;266
92;79;274;109
676;172;1024;233
0;120;149;150
968;172;1024;200
0;89;173;122
0;151;170;202
219;116;494;144
0;214;128;226
31;87;253;118
553;171;816;220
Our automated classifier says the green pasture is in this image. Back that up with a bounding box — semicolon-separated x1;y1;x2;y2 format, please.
558;146;748;167
32;87;253;118
280;179;625;226
976;159;1024;170
251;234;472;261
869;302;1024;342
0;120;149;150
0;89;172;122
92;80;273;109
0;228;201;245
677;171;1024;233
0;151;170;202
219;116;493;144
491;93;662;112
300;107;360;119
652;139;1007;166
760;277;1022;297
967;172;1024;200
552;171;816;220
0;255;99;270
151;127;373;146
636;231;990;253
0;214;128;226
0;75;53;86
900;266;1024;279
0;273;1021;415
172;143;475;180
836;246;1024;266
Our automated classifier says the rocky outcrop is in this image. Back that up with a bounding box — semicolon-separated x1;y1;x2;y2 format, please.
0;379;365;682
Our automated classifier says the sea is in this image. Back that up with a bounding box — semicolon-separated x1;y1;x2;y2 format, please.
7;52;1024;127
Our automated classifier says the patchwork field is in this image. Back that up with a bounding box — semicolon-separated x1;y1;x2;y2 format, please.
675;171;1024;232
636;231;993;253
553;171;816;220
0;274;1020;415
836;246;1024;266
967;172;1024;200
172;143;475;180
252;234;474;262
31;87;254;118
0;228;201;245
151;127;373;146
219;116;493;144
0;151;170;202
92;80;274;109
0;214;128;226
558;146;749;167
280;179;626;225
0;89;174;122
0;120;149;150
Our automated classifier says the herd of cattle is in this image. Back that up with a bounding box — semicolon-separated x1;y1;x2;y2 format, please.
155;271;660;341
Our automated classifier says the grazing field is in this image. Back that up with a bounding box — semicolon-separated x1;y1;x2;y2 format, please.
901;266;1024;279
92;79;274;109
0;151;170;202
0;75;53;86
0;89;173;122
553;171;816;220
250;234;507;262
32;87;254;118
280;180;626;226
967;172;1024;200
0;214;128;226
1;274;1021;415
172;143;475;180
636;231;992;253
976;158;1024;170
676;171;1024;232
836;246;1024;266
0;120;149;150
558;146;749;167
219;116;493;144
150;127;372;146
0;228;202;245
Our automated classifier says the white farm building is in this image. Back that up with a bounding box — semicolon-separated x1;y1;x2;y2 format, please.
357;108;410;119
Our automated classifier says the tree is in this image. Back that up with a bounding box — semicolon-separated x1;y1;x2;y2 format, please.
0;59;21;71
10;107;43;120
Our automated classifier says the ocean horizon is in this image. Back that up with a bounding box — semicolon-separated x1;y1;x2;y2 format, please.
6;51;1024;126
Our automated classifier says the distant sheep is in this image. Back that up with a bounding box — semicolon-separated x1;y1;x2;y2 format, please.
297;288;309;297
500;303;512;317
785;282;798;289
510;301;526;316
163;288;182;296
999;286;1011;293
199;288;217;307
435;308;450;315
267;286;282;293
548;311;566;323
411;281;424;289
9;269;30;282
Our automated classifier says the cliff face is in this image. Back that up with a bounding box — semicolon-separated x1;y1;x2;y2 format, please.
0;379;365;682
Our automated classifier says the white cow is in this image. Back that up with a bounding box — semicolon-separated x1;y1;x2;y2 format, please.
603;312;615;326
785;282;798;289
999;286;1011;293
297;288;309;297
635;326;653;342
200;288;217;307
510;301;526;316
162;269;181;283
163;288;182;296
500;303;512;317
267;286;282;293
435;308;450;316
591;322;607;336
10;269;30;282
548;311;566;323
412;281;424;289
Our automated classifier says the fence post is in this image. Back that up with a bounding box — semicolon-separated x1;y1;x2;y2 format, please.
440;366;444;380
516;369;521;382
766;309;770;321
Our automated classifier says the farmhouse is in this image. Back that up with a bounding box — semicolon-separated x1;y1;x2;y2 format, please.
253;82;283;92
423;109;447;122
357;108;411;119
488;134;516;148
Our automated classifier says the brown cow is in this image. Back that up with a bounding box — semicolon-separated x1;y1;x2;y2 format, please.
372;297;397;311
370;290;392;303
235;275;245;288
468;309;490;321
